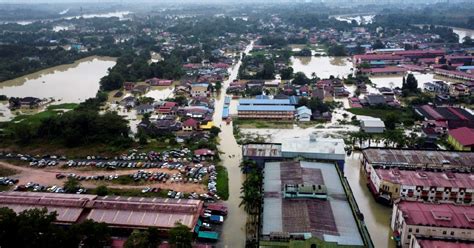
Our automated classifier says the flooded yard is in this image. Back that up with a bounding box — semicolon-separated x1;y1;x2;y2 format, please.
291;56;353;79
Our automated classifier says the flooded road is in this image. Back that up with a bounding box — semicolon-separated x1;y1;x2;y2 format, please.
213;42;253;248
291;56;353;79
345;153;396;248
0;56;116;102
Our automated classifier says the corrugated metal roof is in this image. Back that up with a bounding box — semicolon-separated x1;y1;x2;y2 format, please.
237;105;295;111
239;99;291;105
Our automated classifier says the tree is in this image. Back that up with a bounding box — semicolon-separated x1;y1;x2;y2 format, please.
372;39;385;50
292;72;310;85
384;113;400;130
463;36;474;46
125;230;150;248
327;44;347;56
95;185;109;196
63;177;81;193
280;67;293;80
209;126;221;137
169;223;192;248
71;220;111;248
215;81;222;92
402;73;418;95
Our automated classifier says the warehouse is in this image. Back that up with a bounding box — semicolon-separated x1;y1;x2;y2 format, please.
242;136;346;170
260;161;368;247
237;105;295;120
0;192;203;231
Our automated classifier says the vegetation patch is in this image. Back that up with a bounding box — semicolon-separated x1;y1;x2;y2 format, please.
233;118;293;129
216;165;229;200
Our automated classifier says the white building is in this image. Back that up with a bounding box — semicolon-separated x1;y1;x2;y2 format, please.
296;106;312;122
360;118;385;133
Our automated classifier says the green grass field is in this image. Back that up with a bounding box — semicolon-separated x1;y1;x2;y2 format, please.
216;165;229;200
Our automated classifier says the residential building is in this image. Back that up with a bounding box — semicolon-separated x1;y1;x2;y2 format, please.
18;97;42;108
136;104;155;115
367;165;473;204
182;118;199;131
423;81;449;94
360;118;385;133
409;237;474;248
260;161;368;248
190;83;209;98
391;201;474;247
448;127;474;151
132;85;150;95
157;102;178;115
296;106;312;122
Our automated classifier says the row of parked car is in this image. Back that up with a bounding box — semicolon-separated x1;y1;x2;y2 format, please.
14;182;86;194
0;177;19;186
56;173;119;181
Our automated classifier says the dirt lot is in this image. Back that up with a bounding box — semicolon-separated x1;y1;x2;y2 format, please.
0;161;207;194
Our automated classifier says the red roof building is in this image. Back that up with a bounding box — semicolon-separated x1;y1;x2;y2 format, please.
413;238;474;248
182;118;199;131
0;192;203;231
448;127;474;151
391;201;474;247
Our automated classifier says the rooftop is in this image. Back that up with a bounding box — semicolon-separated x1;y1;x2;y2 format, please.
375;169;474;189
416;239;474;248
449;127;474;146
242;143;282;157
237;105;296;112
397;201;474;229
362;148;474;169
239;98;292;105
262;161;364;246
279;136;345;161
0;192;203;230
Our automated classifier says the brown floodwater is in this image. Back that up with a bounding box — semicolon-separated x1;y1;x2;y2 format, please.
213;42;254;248
345;153;396;248
291;56;354;79
0;56;116;103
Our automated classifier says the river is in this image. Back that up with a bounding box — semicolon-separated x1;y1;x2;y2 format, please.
6;11;132;26
0;56;116;121
213;42;254;248
414;24;474;43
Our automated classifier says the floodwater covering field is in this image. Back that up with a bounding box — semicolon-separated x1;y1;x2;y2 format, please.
0;56;116;121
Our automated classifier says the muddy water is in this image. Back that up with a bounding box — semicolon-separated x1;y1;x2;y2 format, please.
213;42;253;248
345;153;396;248
291;56;353;79
0;56;116;102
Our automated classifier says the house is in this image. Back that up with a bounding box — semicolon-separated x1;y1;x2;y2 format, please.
423;81;449;94
132;85;150;95
157;102;178;115
190;83;209;98
447;127;474;151
119;96;136;108
414;105;474;129
312;110;332;122
364;94;387;106
194;149;215;160
18;97;42;108
124;82;136;91
182;118;199;131
296;106;312;122
360;118;385;133
136;104;155;115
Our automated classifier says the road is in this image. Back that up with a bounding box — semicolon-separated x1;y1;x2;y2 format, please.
213;41;254;248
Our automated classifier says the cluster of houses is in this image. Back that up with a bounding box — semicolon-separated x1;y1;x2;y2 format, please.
423;80;473;103
415;104;474;151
